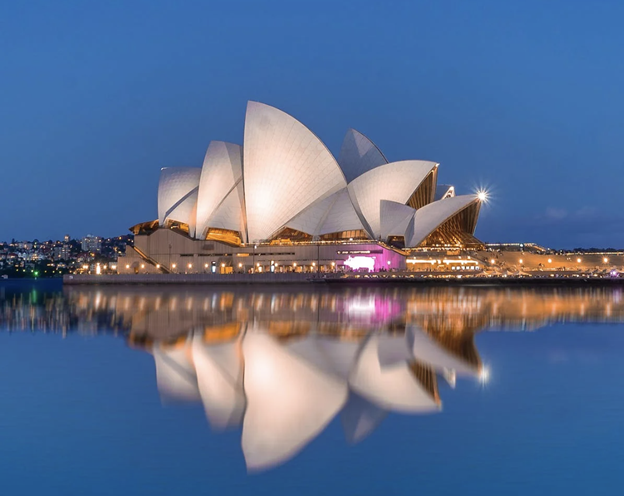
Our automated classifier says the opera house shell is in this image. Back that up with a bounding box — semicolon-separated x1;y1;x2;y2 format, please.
122;102;485;273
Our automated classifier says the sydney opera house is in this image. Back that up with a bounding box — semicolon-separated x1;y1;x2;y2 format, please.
118;101;485;274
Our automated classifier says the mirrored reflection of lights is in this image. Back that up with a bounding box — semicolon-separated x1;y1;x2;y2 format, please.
479;366;491;386
347;297;376;315
13;287;624;472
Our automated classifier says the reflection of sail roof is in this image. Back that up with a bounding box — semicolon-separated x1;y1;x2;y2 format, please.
241;332;348;471
348;335;440;413
157;167;201;228
196;142;243;239
347;160;438;239
407;325;481;376
243;101;347;242
405;195;479;247
191;336;245;430
338;128;388;183
153;346;200;403
341;392;387;444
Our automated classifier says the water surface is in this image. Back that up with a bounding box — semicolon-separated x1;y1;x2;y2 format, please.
1;282;623;495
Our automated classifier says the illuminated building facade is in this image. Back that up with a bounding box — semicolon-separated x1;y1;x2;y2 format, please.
119;102;485;274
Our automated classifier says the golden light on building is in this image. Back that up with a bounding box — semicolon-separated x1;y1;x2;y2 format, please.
548;259;552;263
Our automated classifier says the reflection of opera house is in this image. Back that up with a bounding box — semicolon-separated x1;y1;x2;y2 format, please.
145;323;482;472
118;101;485;274
5;285;624;470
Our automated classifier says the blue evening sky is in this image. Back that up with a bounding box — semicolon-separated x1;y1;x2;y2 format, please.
2;0;623;248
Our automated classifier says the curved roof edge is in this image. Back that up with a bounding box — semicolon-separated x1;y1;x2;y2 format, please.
196;141;243;239
347;160;439;239
406;194;481;247
243;101;347;242
434;184;455;201
157;167;201;226
338;128;388;183
380;200;416;239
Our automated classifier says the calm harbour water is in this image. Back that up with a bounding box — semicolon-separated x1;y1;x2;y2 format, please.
1;280;624;495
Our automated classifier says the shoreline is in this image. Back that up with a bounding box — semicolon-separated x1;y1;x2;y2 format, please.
58;273;624;286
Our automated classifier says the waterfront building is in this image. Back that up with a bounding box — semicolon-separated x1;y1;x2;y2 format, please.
118;101;486;274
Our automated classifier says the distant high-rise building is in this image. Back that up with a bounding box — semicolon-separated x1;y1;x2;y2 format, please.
81;235;102;254
64;234;70;243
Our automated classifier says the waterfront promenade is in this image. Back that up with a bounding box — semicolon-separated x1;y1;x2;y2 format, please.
63;272;624;286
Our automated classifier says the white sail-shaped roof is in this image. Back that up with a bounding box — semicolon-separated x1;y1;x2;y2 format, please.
196;142;243;239
406;195;479;247
157;167;201;230
338;128;388;183
380;200;416;240
347;160;438;239
318;188;367;235
284;187;366;237
435;184;455;201
191;336;246;430
243;101;347;242
152;346;201;403
241;332;348;471
204;180;245;233
348;335;440;413
284;193;338;237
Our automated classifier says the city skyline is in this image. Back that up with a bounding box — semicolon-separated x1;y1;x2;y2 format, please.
3;1;624;248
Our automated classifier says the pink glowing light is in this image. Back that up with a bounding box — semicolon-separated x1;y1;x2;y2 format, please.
343;256;375;272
